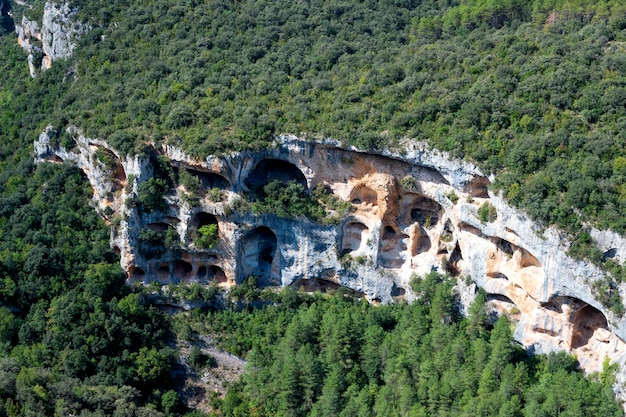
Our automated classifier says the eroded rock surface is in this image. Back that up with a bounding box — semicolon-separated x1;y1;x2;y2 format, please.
15;1;85;77
35;130;626;399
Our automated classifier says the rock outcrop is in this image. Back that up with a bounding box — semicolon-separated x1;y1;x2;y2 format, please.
14;1;85;77
35;129;626;399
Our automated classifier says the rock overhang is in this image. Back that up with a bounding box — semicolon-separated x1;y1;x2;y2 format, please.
34;129;626;397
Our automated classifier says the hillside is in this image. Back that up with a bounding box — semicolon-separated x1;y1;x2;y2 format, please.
1;0;626;416
3;0;626;237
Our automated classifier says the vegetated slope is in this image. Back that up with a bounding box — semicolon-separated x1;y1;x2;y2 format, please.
189;274;623;417
0;152;181;414
0;0;626;415
6;0;626;239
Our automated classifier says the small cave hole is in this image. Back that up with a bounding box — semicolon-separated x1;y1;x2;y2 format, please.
382;225;396;240
341;222;369;254
391;284;406;297
157;265;170;283
190;213;219;246
412;225;432;255
197;265;207;281
195;212;218;228
174;260;193;278
401;193;443;228
445;243;463;276
378;226;408;268
486;293;516;305
130;267;145;283
604;248;617;259
519;247;541;268
486;272;509;280
208;265;227;283
350;185;378;206
465;175;490;198
441;219;454;242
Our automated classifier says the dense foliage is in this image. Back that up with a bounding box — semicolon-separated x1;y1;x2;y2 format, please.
190;274;623;417
2;0;626;415
5;0;626;238
0;157;182;415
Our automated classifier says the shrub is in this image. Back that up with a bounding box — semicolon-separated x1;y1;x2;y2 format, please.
194;224;218;249
137;178;168;212
478;202;497;223
165;104;194;129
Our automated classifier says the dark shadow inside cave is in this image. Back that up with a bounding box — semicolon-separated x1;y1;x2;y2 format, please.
240;226;279;286
244;159;307;193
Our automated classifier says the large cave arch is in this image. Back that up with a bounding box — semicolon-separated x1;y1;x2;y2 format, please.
244;159;308;192
541;296;610;350
240;226;279;286
96;146;126;192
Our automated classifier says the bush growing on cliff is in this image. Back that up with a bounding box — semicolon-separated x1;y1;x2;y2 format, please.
478;202;498;223
194;224;219;249
250;180;325;221
137;177;168;213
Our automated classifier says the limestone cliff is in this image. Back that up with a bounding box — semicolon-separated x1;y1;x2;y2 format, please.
34;129;626;399
14;1;85;77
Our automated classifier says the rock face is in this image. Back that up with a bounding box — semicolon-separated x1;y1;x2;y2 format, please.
15;1;85;77
35;130;626;398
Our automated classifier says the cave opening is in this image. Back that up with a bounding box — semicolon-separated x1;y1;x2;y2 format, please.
446;242;463;276
182;167;231;190
379;225;408;268
241;226;279;286
412;224;432;255
209;265;227;283
465;175;490;198
391;283;406;297
400;193;443;228
157;264;170;283
174;260;193;279
129;267;145;283
97;147;126;192
572;304;609;349
195;212;218;228
350;185;378;206
244;159;307;193
341;222;369;255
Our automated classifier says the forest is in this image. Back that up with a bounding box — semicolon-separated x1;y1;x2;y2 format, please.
0;0;626;415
